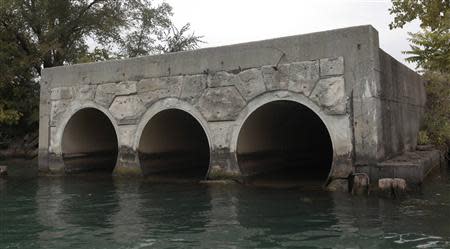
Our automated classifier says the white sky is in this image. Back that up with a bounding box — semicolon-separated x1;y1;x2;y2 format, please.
164;0;420;70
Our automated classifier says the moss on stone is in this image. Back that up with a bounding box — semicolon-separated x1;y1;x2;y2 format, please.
113;165;143;177
207;165;241;180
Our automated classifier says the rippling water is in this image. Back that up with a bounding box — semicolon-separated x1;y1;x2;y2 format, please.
1;162;450;249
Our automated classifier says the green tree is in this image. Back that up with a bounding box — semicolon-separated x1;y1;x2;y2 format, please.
0;0;202;144
389;0;450;152
390;0;450;71
158;23;204;53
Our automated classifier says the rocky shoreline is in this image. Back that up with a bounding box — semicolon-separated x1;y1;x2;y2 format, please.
0;132;38;160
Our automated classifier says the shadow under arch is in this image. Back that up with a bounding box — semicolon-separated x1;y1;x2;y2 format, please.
61;107;119;173
136;101;211;181
235;99;334;187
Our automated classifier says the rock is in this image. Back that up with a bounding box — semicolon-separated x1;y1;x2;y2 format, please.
261;65;289;90
95;83;117;107
288;60;319;96
237;68;266;100
320;57;344;76
326;179;348;192
392;178;407;191
117;81;137;95
378;178;393;190
378;178;407;198
208;71;240;87
0;166;7;177
197;86;246;121
109;95;145;125
50;100;70;126
207;164;241;180
137;76;182;106
75;85;96;100
310;76;346;114
181;75;207;104
351;173;369;195
50;87;73;100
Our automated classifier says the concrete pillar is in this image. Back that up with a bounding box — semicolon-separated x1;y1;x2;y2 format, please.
207;121;242;180
113;125;143;177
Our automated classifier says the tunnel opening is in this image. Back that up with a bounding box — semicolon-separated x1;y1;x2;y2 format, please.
138;109;210;181
237;101;333;187
62;108;118;173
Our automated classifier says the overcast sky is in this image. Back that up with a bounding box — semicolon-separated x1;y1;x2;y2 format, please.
164;0;420;70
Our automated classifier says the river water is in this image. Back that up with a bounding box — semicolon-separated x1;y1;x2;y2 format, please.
1;162;450;249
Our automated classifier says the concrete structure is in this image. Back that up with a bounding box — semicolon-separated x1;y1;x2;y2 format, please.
38;25;432;190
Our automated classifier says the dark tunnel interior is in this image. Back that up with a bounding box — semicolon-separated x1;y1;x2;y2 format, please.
138;109;210;181
62;108;118;173
236;101;333;186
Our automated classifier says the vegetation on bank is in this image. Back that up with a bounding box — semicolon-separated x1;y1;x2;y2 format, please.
390;0;450;155
0;0;202;157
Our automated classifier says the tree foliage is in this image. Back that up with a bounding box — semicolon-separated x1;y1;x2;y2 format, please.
0;0;202;139
158;23;204;53
390;0;450;71
420;71;450;150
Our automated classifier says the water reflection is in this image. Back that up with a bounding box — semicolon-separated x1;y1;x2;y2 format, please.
1;169;450;248
0;178;43;249
36;178;69;247
135;183;211;248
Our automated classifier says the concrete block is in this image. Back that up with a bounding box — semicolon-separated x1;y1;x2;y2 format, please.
181;74;207;104
116;125;137;147
262;65;289;91
288;60;319;96
137;76;182;106
197;87;246;121
378;178;393;190
95;83;117;107
209;121;233;149
50;87;73;100
50;100;70;126
310;76;346;114
237;68;266;100
378;178;407;198
351;173;369;195
109;95;145;124
75;85;96;100
117;81;137;95
208;71;240;87
392;178;407;190
320;57;344;76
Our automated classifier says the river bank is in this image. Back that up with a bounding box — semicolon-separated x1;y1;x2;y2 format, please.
0;131;38;160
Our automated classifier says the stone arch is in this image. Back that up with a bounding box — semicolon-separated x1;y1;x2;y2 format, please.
134;98;213;180
56;101;120;173
230;91;352;185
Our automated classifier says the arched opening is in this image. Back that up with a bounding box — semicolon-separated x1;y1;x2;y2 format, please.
138;109;210;181
62;108;118;173
237;100;333;186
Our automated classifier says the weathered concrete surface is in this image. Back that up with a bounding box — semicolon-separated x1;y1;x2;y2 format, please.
357;149;444;185
38;25;430;190
0;166;7;177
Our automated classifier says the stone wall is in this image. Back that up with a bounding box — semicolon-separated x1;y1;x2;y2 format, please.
38;25;426;188
43;56;353;182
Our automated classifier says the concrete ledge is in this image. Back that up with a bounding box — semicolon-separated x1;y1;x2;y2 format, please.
358;150;443;184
